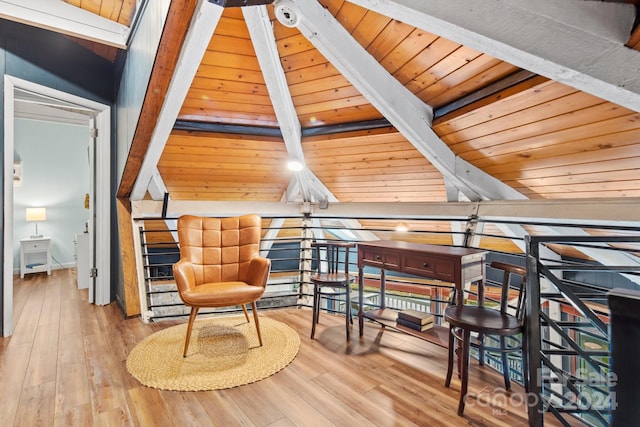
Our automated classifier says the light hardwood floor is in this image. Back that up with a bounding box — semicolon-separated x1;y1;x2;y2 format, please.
2;269;554;426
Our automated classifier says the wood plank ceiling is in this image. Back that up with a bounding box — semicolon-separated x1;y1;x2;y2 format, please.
48;0;640;205
168;1;640;204
15;0;640;251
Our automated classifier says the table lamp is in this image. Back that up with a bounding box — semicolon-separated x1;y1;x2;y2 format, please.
26;207;46;238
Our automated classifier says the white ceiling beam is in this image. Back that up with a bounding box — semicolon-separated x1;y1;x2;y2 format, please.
245;5;357;212
243;6;314;202
274;0;525;202
243;6;304;163
347;0;640;113
0;0;129;49
146;169;168;200
130;0;222;200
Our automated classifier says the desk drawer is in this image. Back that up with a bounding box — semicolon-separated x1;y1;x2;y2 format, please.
403;254;454;281
361;248;400;268
23;241;48;252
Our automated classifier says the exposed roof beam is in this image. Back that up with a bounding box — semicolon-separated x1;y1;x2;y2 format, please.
348;0;640;112
245;5;376;242
130;0;222;200
147;169;168;200
174;120;283;137
0;0;129;49
274;0;525;202
243;7;305;164
244;5;332;204
433;70;538;119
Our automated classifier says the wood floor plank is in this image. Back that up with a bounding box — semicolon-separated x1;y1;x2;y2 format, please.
1;269;566;427
194;390;258;426
14;381;56;426
54;402;94;427
0;340;31;425
55;332;91;415
156;390;215;426
93;406;135;427
221;380;287;426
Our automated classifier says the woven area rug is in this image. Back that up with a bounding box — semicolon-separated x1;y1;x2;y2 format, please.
126;316;300;391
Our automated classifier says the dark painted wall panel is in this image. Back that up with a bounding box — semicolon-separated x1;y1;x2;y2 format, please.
0;19;115;103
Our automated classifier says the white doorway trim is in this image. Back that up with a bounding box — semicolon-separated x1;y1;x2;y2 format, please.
3;75;111;336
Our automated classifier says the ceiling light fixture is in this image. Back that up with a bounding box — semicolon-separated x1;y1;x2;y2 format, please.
287;159;304;172
274;0;300;27
395;222;409;233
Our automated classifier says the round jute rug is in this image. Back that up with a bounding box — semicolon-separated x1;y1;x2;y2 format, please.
126;316;300;391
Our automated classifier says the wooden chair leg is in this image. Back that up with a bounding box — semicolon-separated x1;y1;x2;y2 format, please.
183;306;199;357
500;336;511;390
251;302;263;347
241;304;250;323
458;329;471;416
444;325;456;387
345;285;351;341
311;285;319;339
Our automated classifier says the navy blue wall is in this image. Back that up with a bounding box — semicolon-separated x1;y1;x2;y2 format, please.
0;19;118;335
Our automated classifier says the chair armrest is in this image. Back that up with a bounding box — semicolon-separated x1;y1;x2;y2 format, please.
245;256;271;288
173;259;196;294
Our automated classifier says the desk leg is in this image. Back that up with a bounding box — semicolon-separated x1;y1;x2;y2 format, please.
477;279;485;366
380;269;386;309
358;266;364;337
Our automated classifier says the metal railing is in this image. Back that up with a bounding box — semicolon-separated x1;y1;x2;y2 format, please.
525;234;640;427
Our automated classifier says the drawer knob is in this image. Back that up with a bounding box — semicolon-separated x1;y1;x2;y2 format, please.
375;255;382;260
423;262;430;268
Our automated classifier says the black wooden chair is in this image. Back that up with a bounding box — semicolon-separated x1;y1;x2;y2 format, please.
310;241;356;340
444;261;528;416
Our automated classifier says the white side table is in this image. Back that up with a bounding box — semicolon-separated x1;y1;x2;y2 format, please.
20;236;52;278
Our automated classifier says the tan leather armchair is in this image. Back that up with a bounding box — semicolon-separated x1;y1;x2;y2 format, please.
172;214;271;357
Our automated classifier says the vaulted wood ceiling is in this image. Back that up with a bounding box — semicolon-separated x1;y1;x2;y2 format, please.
8;0;640;206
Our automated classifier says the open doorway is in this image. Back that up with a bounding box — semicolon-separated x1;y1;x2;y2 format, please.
3;75;111;336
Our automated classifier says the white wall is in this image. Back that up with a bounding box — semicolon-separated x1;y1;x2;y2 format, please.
13;118;90;271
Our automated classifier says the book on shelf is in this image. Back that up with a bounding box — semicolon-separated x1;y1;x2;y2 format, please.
397;309;434;325
396;317;434;332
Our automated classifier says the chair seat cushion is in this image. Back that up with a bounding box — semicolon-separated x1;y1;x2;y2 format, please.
444;305;522;335
181;281;264;307
310;273;353;287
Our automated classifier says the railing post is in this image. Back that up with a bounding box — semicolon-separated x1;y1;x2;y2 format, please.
525;234;543;426
133;221;153;323
299;213;314;306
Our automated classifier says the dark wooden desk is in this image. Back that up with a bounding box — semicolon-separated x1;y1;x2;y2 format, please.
357;240;487;347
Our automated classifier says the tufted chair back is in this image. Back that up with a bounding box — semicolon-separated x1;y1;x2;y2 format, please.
177;214;262;287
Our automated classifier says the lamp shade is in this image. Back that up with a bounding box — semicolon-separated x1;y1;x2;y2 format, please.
26;207;46;222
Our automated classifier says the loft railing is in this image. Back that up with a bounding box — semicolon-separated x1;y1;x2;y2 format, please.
133;211;640;426
525;234;640;427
